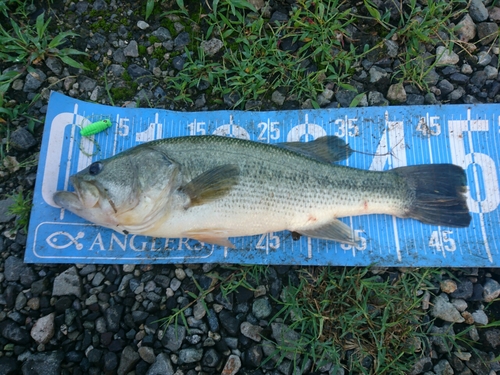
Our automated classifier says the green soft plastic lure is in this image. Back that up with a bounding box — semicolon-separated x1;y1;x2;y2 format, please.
80;119;112;136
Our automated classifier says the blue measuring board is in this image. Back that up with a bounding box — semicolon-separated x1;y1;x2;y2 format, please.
25;92;500;267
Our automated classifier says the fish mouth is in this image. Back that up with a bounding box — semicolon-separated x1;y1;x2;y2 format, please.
53;190;83;211
53;177;103;211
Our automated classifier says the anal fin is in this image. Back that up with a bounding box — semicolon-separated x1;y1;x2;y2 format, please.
296;219;359;245
185;230;236;248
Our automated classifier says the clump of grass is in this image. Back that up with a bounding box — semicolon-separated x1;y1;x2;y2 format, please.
267;267;437;374
7;190;32;233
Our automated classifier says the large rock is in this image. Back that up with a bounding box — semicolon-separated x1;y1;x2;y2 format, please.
52;267;82;298
21;352;64;375
146;353;174;375
430;295;465;323
30;313;55;344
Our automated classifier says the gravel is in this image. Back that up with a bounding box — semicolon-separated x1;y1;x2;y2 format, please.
0;0;500;374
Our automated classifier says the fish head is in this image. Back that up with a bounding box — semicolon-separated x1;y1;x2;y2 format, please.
53;146;180;230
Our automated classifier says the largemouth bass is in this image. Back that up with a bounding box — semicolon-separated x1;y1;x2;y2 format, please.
53;135;471;248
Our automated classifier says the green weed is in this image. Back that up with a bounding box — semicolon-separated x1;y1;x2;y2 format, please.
7;190;32;233
267;267;437;374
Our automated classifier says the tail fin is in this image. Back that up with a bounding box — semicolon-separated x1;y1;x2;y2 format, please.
393;164;471;227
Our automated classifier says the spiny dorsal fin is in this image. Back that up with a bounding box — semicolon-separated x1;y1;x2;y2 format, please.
296;219;360;245
275;136;354;164
182;164;240;207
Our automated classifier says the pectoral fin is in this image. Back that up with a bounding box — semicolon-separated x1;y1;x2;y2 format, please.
296;219;359;245
276;136;354;164
182;164;239;207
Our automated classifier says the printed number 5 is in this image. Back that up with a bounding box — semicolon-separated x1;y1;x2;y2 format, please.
448;116;500;213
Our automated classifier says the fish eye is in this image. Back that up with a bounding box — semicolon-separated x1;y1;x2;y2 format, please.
89;162;103;176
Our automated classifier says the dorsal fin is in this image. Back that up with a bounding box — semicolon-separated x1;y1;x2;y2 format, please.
275;136;353;163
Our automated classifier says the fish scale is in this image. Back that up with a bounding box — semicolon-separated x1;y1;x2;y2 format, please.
53;135;471;247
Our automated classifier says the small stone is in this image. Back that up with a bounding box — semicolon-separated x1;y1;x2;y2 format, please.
27;297;40;310
22;352;64;375
271;90;286;106
435;46;459;66
174;32;190;50
219;310;240;336
271;323;301;359
170;278;181;291
152;27;172;41
52;267;82;298
457;14;476;42
451;298;468;312
240;321;263;342
484;65;498;79
252;298;273;321
316;92;331;106
450;73;469;84
174;268;186;281
270;10;289;24
431;294;465;323
461;311;474;325
471;309;488;325
490;6;500;21
127;64;151;79
448;87;465;101
104;351;118;372
31;312;55;344
123;40;139;57
472;71;488;87
461;64;473;74
253;285;266;298
469;325;480;341
193;301;207;320
483;278;500;302
368;91;389;106
201;38;223;56
106;306;124;333
440;279;458;294
450;279;473;299
178;348;203;364
466;351;491;374
384;39;399;57
469;0;489;22
138;346;155;364
137;20;150;29
162;325;185;351
222;354;242;375
477;51;492;66
117;346;140;375
387;82;407;102
438;79;454;95
477;23;499;46
146;353;174;375
433;359;454;375
0;320;30;344
23;69;46;92
202;348;221;368
369;66;388;83
483;329;500;348
409;357;433;375
5;256;26;281
10;127;37;150
431;325;456;353
92;272;105;287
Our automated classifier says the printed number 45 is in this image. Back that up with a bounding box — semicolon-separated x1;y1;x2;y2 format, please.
429;230;456;252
